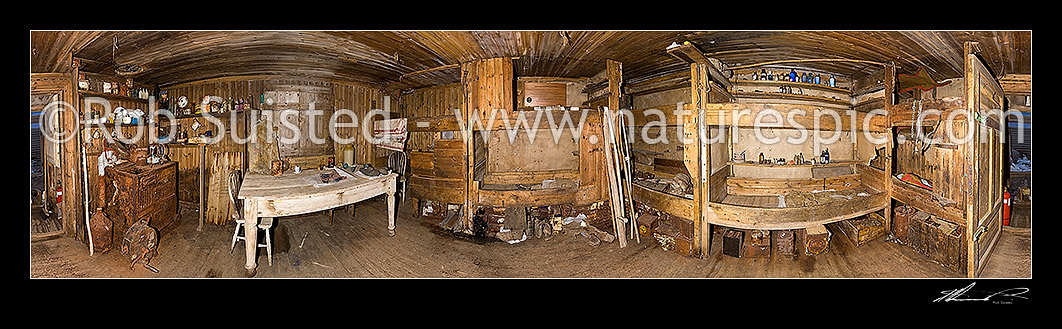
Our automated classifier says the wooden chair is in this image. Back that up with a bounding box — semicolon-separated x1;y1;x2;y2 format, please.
388;150;408;207
228;169;274;266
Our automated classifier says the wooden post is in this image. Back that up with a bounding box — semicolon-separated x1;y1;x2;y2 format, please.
883;62;895;241
963;41;976;278
689;63;711;258
459;57;514;233
605;59;630;246
64;53;87;244
460;60;477;234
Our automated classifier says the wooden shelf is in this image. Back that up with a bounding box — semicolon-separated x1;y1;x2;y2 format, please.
727;160;861;168
80;120;148;127
732;91;850;107
78;90;152;103
736;79;851;94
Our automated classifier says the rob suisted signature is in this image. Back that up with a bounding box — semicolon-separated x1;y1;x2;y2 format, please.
934;282;1029;304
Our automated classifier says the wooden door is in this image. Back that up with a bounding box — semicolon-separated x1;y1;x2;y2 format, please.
965;43;1006;277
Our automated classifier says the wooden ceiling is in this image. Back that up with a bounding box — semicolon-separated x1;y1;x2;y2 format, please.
30;31;1031;92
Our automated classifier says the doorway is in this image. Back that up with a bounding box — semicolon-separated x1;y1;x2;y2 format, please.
31;92;63;239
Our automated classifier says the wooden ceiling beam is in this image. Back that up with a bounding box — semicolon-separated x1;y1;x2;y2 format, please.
666;42;732;90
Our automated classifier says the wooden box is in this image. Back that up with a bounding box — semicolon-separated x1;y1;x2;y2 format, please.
742;229;771;258
103;161;179;238
573;201;613;235
722;229;744;258
892;205;917;243
636;213;660;238
483;206;506;233
671;234;695;257
800;225;831;256
522;82;566;107
912;216;966;272
836;212;886;246
670;216;694;241
654;221;695;257
907;211;932;254
772;229;796;259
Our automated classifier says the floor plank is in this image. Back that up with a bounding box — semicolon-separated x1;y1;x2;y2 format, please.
29;197;1031;278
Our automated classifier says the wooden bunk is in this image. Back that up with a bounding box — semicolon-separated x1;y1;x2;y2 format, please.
628;42;895;258
887;42;1006;278
405;57;616;236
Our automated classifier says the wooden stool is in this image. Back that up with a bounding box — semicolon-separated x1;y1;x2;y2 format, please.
228;168;274;266
230;217;274;266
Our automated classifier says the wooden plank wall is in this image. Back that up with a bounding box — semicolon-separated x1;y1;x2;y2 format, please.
399;83;462;152
161;77;388;226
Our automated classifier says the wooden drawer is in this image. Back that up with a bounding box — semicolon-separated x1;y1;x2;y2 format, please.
151;164;178;201
151;195;179;236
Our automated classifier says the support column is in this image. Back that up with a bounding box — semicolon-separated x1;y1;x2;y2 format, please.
689;63;711;258
459;57;514;233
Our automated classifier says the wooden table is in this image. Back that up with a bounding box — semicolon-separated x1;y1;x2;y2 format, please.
237;168;398;276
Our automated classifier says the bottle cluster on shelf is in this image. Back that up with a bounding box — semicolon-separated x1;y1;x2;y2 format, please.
160;92;253;117
77;73;152;100
734;149;832;166
741;68;837;88
83;106;147;125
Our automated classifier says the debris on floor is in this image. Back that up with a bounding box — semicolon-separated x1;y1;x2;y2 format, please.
480;204;616;246
560;214;615;246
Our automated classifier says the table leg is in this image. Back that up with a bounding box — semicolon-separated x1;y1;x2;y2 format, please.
197;145;205;232
243;198;259;277
387;190;396;237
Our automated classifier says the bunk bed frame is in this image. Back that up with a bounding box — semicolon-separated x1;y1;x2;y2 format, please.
405;57;617;236
628;43;895;259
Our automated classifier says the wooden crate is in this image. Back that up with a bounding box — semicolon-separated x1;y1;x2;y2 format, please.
742;229;771;258
654;220;695;257
668;216;694;240
799;224;831;256
836;212;886;246
636;213;660;238
722;229;744;258
572;201;612;235
907;211;932;254
913;216;966;273
772;229;796;259
672;234;695;257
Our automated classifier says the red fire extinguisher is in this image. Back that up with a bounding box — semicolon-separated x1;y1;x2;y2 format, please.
1002;190;1011;226
56;185;63;204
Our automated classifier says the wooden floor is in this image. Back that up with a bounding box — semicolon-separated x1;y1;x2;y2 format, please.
30;206;62;236
28;197;1031;278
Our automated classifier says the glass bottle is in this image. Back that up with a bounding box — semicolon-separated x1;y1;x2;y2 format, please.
828;75;836;87
789;69;797;82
